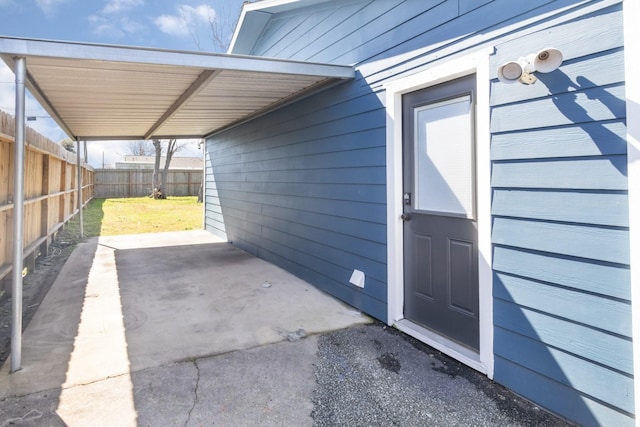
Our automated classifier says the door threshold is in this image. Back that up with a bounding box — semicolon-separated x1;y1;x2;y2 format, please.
394;319;487;375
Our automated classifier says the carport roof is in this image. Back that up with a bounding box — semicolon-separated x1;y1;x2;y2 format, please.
0;36;354;141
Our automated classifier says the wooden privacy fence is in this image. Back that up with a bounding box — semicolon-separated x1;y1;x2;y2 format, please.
94;168;202;198
0;110;94;290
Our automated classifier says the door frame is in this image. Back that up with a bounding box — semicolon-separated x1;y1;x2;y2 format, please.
384;47;494;378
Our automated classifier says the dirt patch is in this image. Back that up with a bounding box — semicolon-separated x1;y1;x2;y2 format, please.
0;228;83;366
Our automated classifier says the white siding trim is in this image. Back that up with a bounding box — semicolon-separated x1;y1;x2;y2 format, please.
384;46;494;378
623;0;640;418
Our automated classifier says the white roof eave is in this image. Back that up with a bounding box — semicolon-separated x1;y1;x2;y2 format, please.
0;36;353;78
229;0;334;54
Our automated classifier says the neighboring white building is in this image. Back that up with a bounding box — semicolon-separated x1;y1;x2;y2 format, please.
115;155;203;170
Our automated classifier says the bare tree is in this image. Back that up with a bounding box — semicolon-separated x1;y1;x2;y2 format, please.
151;139;185;199
160;139;179;198
127;140;154;156
207;0;239;52
152;139;163;198
187;1;242;52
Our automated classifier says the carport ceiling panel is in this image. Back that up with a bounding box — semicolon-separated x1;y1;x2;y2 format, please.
1;37;354;139
26;57;204;138
154;70;328;137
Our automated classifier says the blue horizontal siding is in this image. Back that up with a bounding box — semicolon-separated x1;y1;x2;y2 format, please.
495;328;634;415
261;215;386;265
488;3;631;425
209;116;386;172
260;204;386;244
491;120;627;161
494;299;633;375
459;0;493;15
211;147;386;174
494;356;634;427
492;217;629;265
214;188;386;224
492;189;629;227
255;3;361;58
492;156;627;190
494;272;631;336
214;126;385;165
217;181;386;205
493;246;631;301
259;213;386;267
491;84;626;133
320;0;456;64
210;91;385;153
254;1;392;58
253;11;316;57
211;166;386;186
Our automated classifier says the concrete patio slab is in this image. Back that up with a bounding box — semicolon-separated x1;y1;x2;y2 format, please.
0;230;370;420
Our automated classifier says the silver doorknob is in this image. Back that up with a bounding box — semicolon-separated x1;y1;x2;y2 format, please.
400;213;411;221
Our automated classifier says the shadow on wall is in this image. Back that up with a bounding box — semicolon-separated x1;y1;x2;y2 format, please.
492;272;629;427
537;71;627;174
493;70;633;425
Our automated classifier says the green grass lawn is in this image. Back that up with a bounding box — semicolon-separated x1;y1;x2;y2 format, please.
64;196;203;237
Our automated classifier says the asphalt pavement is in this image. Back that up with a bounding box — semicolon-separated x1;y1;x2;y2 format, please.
312;322;571;427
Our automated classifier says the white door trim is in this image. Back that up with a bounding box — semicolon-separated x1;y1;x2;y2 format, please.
622;0;640;417
384;46;494;378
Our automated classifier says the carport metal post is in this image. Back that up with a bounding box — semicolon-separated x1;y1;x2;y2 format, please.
76;138;83;239
11;56;26;373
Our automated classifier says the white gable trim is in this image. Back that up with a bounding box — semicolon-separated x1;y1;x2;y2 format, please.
623;0;640;418
384;46;494;378
229;0;335;54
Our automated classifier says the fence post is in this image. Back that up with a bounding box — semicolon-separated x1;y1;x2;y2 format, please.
40;154;50;258
76;139;83;239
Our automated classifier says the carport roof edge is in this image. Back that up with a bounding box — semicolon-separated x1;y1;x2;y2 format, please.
0;35;355;141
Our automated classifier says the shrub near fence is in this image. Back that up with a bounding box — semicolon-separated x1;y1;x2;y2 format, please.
94;168;202;198
0;110;94;291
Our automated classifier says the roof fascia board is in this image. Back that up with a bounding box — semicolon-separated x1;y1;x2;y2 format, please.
244;0;333;13
0;36;354;79
228;10;272;54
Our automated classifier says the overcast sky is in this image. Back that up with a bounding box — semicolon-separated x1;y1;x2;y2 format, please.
0;0;248;167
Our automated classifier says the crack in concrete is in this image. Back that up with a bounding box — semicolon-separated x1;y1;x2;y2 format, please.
184;359;200;427
0;371;132;401
0;409;43;427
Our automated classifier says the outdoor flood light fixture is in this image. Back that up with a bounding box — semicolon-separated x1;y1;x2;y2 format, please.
497;48;563;84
